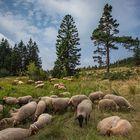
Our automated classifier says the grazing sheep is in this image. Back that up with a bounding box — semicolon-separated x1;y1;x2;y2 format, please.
34;100;46;121
27;80;34;84
0;104;3;112
0;116;15;126
113;96;133;110
13;101;37;126
54;83;59;88
103;94;117;100
0;128;32;140
58;85;66;90
35;81;44;85
107;119;133;136
89;91;105;103
104;94;133;110
40;96;53;109
97;116;121;135
30;113;52;134
69;95;89;108
35;83;44;88
18;81;24;85
12;80;19;85
59;92;70;97
98;99;119;112
50;95;58;98
3;97;18;105
50;78;58;82
52;97;70;112
17;95;33;105
76;99;92;128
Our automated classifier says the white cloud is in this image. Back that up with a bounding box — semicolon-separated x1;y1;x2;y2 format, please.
0;0;140;70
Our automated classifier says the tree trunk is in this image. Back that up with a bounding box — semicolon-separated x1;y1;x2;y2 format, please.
106;45;110;73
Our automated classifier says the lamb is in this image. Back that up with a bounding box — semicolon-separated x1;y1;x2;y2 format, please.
89;91;105;103
76;99;92;128
52;97;70;112
30;113;52;134
68;94;89;108
17;95;33;105
97;116;121;135
104;94;133;110
3;97;19;105
12;80;19;85
34;100;46;121
35;81;44;85
107;119;133;136
98;99;119;112
35;83;44;88
0;128;32;140
0;104;3;112
13;101;37;126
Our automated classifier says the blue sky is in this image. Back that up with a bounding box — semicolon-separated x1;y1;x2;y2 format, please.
0;0;140;70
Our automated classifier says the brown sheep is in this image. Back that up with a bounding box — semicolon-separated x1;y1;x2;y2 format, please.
89;91;105;103
98;99;119;112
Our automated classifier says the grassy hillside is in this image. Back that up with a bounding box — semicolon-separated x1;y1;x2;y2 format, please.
0;67;140;140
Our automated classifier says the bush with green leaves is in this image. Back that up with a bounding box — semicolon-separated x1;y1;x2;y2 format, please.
102;71;132;80
27;62;48;81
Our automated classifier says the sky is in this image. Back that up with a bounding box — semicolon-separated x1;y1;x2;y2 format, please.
0;0;140;70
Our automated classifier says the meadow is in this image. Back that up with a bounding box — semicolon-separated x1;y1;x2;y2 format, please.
0;67;140;140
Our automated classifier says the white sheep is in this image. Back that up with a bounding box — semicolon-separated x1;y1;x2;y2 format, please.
30;113;52;134
107;119;133;136
18;81;24;85
52;97;70;112
69;94;89;108
34;100;46;121
35;81;44;85
0;128;32;140
17;95;33;105
104;94;133;110
35;83;45;88
89;91;105;103
97;116;121;135
27;80;34;84
76;99;92;128
13;101;37;126
40;96;53;110
98;99;119;112
3;97;19;105
58;85;66;90
0;116;16;126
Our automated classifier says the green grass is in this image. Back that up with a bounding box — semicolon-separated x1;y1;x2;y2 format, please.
0;67;140;140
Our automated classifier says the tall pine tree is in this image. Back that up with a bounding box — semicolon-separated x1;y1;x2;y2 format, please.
27;38;42;68
91;4;119;72
53;14;81;78
0;38;12;75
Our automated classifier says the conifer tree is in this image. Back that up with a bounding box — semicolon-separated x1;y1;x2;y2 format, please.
53;14;81;78
91;4;119;72
27;38;42;68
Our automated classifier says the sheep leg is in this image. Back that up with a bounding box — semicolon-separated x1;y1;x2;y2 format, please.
85;117;88;125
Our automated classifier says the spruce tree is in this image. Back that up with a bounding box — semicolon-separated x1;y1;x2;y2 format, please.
27;38;42;68
53;14;81;78
91;4;119;72
0;38;12;75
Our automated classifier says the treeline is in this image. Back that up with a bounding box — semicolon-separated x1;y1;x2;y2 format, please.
0;38;41;77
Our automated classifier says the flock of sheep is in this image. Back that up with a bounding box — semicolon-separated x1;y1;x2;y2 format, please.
0;79;134;140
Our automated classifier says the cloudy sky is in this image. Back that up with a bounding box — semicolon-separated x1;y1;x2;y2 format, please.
0;0;140;70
